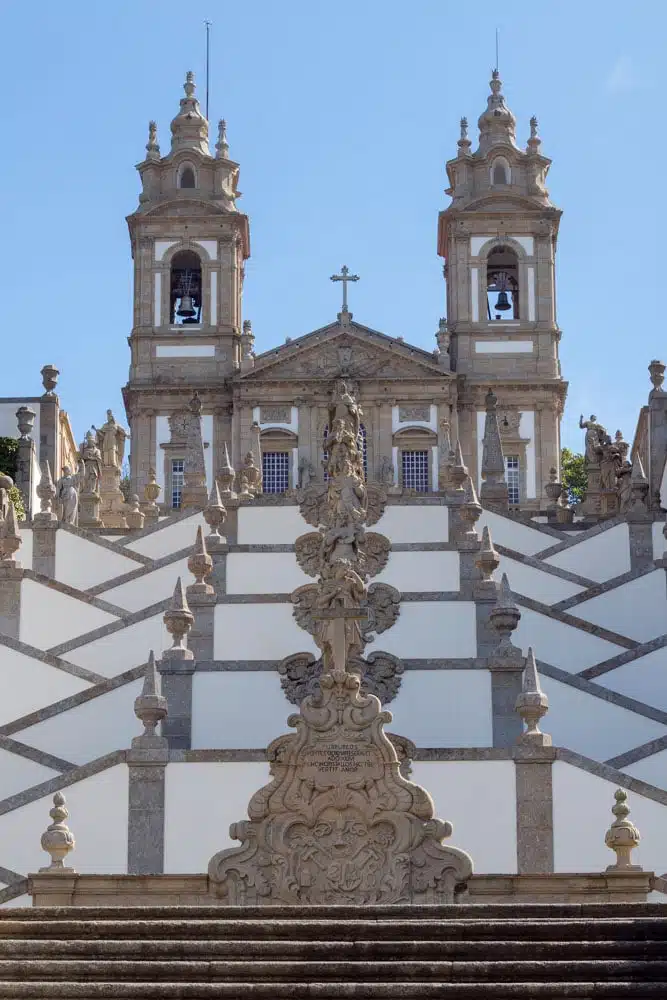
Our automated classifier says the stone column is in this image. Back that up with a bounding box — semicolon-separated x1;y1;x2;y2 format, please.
38;368;61;482
648;361;667;510
378;402;393;482
15;406;37;518
127;653;169;875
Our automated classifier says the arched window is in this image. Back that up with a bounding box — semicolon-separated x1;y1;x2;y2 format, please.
178;165;196;189
491;157;510;186
486;244;519;320
170;250;202;325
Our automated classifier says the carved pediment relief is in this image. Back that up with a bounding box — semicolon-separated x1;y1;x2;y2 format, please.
241;327;449;383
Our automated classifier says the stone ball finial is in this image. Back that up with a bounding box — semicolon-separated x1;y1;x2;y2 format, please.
40;365;59;396
39;792;76;873
605;788;641;871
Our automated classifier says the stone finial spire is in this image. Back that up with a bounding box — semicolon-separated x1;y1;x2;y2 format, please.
515;648;551;745
39;792;75;872
215;118;230;159
605;788;641;871
146;120;160;161
490;572;521;654
459;476;482;540
480;389;508;511
36;460;57;520
163;577;194;652
527;115;541;153
457;116;471;157
170;71;209;155
132;651;168;748
0;503;21;564
450;439;469;492
476;525;500;582
187;525;214;595
182;392;208;508
204;480;227;544
477;69;517;153
217;442;236;500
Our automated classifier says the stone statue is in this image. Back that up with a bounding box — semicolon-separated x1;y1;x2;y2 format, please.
328;378;362;443
298;456;314;489
80;429;102;494
579;414;605;467
599;433;621;491
56;465;83;525
94;410;128;471
379;455;394;486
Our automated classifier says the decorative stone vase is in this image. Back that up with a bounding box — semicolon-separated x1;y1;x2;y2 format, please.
15;406;36;441
40;365;60;395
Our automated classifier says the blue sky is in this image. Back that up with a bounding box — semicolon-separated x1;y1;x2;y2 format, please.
1;0;663;453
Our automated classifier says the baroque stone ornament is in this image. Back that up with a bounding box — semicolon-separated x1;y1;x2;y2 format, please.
206;379;471;905
605;789;641;871
208;662;472;905
278;651;404;706
40;792;75;873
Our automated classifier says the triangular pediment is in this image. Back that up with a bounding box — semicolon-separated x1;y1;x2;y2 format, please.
238;319;451;383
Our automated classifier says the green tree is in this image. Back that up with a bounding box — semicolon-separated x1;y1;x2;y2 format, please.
0;438;25;520
561;447;587;505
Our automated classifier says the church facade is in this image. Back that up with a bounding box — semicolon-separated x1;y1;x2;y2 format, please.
124;70;564;512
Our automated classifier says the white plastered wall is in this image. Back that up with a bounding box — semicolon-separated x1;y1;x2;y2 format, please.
513;606;624;673
13;679;143;765
65;614;168;677
214;604;318;660
365;602;476;659
545;524;631;583
0;647;90;726
412;761;517;873
389;671;492;747
570;571;667;643
374;505;448;543
124;513;207;559
0;765;129;877
55;532;140;591
601;647;667;712
99;557;191;612
542;676;667;760
497;554;582;604
237;506;306;545
476;509;547;556
0;750;58;803
164;762;271;872
19;579;117;650
553;761;667;875
226;553;311;595
192;673;290;749
375;551;459;593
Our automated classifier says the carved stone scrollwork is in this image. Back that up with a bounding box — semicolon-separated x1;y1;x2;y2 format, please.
299;481;387;528
278;650;404;706
295;529;391;580
291;580;400;651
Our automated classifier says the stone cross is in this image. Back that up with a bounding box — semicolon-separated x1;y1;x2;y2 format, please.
330;265;359;313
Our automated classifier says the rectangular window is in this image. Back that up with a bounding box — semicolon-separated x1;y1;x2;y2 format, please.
262;451;290;494
402;450;429;492
505;454;520;505
171;459;185;509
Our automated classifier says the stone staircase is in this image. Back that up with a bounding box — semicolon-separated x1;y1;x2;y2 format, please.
0;902;666;997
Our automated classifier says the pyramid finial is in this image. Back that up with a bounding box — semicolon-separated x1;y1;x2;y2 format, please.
490;572;521;656
605;788;642;871
204;479;227;544
515;648;551;744
216;118;229;159
476;524;500;582
187;524;214;595
217;442;236;500
480;390;508;511
163;576;194;652
132;651;168;748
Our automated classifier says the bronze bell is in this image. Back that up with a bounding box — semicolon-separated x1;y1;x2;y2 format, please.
177;294;196;318
495;290;512;311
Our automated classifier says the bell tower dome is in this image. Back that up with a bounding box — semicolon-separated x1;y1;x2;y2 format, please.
123;72;250;500
437;72;566;508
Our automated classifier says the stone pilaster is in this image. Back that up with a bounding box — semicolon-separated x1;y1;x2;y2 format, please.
489;656;524;747
513;744;556;874
647;361;667;510
32;518;57;578
15;438;35;519
0;565;23;639
128;653;169;874
38;394;60;482
159;651;195;750
378;402;393;480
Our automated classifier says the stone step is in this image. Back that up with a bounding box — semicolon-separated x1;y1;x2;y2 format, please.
3;958;667;982
1;938;664;959
0;982;666;998
1;917;664;941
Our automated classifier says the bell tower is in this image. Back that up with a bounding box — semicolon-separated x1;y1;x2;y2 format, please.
438;71;567;507
123;72;249;500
